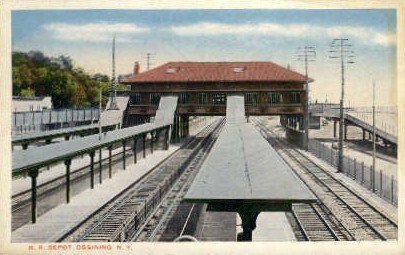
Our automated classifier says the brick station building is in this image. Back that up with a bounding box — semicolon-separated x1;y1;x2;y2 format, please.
121;61;312;137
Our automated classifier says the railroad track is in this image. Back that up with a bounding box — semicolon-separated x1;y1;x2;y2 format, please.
253;118;398;241
133;121;223;242
12;118;211;212
288;203;354;241
61;117;225;242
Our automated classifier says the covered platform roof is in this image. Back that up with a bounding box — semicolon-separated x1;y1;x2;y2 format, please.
13;123;158;174
185;95;315;205
184;122;316;205
12;96;179;175
184;95;316;241
12;123;109;145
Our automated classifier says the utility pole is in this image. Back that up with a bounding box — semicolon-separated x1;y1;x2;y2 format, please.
294;46;316;151
328;38;355;173
146;53;152;71
108;34;119;110
372;80;376;192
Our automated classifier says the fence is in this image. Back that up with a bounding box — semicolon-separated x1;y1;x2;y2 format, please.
308;139;397;206
12;107;100;135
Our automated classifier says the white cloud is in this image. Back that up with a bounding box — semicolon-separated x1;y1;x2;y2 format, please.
43;22;150;42
170;22;395;46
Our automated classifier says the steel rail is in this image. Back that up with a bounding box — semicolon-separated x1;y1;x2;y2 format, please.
63;118;224;242
254;118;397;241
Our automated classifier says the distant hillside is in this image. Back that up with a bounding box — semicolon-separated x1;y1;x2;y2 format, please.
12;51;125;108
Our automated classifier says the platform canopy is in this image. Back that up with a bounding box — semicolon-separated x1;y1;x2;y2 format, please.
184;95;316;241
184;122;317;210
12;96;178;175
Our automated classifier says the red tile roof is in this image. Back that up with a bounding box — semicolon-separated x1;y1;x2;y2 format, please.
122;62;312;83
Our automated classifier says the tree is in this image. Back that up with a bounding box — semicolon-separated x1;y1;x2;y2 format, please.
20;87;35;97
12;51;112;108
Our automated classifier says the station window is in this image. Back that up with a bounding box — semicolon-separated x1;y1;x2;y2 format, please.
268;92;283;104
150;93;160;105
245;93;258;105
199;93;208;105
179;93;190;104
130;93;141;105
289;92;301;104
212;93;226;105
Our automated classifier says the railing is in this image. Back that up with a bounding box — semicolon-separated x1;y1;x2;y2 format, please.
348;111;397;136
308;139;397;206
12;107;100;135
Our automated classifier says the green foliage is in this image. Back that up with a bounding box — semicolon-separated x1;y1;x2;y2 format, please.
12;51;112;108
20;87;35;97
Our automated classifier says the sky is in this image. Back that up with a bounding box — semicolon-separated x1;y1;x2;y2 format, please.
12;9;397;107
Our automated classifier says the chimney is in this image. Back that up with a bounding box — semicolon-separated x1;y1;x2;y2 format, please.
133;61;140;75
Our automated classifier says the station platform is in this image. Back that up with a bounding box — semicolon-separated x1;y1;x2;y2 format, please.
198;211;236;241
184;95;316;241
12;144;181;242
12;147;122;196
250;213;296;241
12;116;214;196
11;116;217;243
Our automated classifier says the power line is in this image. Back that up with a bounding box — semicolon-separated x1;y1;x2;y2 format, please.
108;34;119;110
146;53;153;71
294;45;316;151
328;38;355;173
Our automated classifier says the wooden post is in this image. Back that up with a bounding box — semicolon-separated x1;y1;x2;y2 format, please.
99;148;102;184
237;210;259;242
57;110;60;128
89;151;95;189
353;158;357;180
150;132;154;154
28;168;39;223
65;159;71;203
122;140;126;170
361;162;364;184
165;127;169;150
185;115;189;136
108;145;112;179
380;170;383;196
176;115;180;143
143;134;146;158
40;111;43;130
133;138;137;164
344;122;348;141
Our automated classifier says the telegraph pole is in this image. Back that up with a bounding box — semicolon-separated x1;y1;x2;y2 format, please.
328;38;355;173
294;46;316;150
147;53;152;71
108;34;119;110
